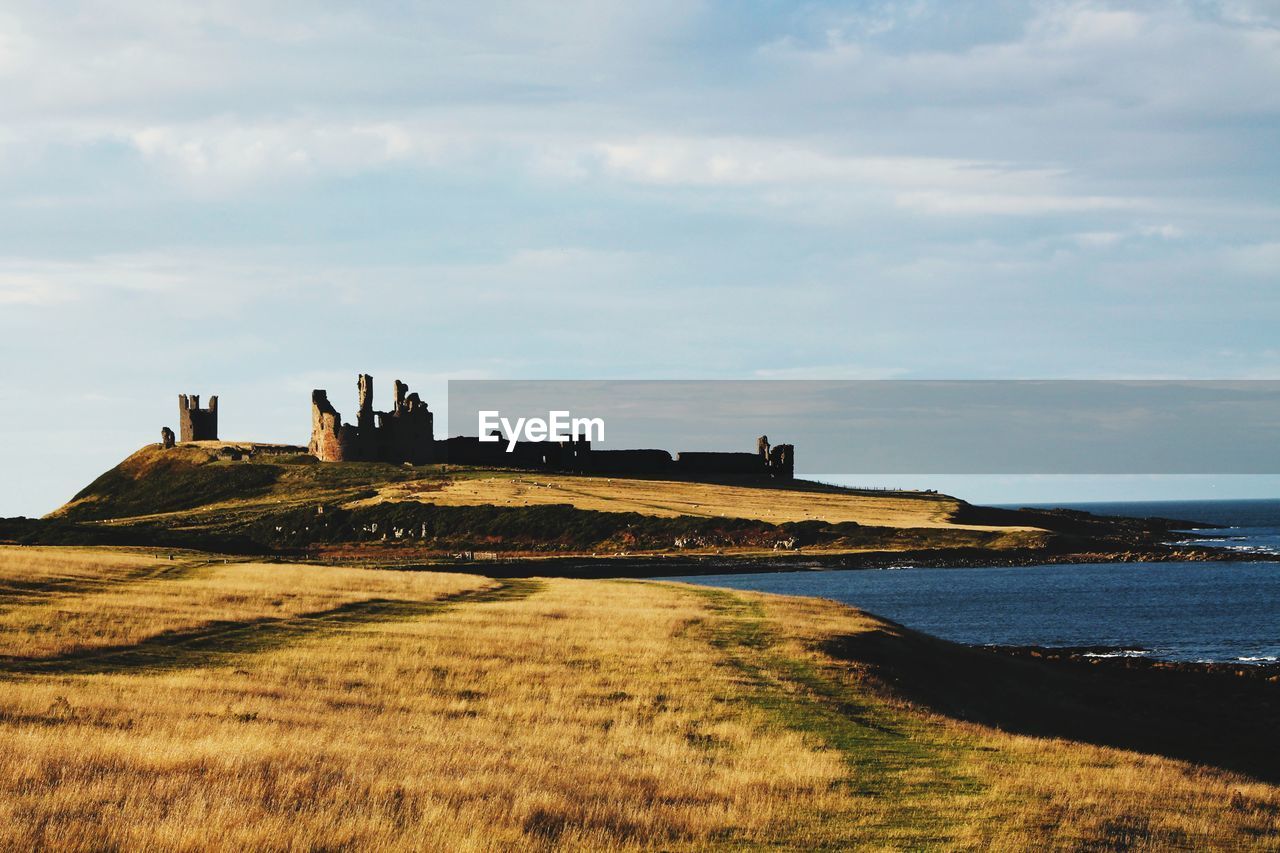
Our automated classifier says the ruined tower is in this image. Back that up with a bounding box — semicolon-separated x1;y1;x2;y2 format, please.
178;394;218;442
356;373;376;458
309;390;348;461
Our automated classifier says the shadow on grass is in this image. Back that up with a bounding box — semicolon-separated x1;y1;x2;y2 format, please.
1;579;541;676
829;624;1280;785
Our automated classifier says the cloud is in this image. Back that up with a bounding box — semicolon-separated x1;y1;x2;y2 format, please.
127;120;452;189
0;255;185;306
0;245;655;319
0;0;1268;234
589;138;986;187
0;7;1271;373
0;275;70;306
760;2;1280;127
895;190;1143;216
578;136;1150;218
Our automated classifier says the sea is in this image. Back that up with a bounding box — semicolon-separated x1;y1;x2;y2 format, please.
667;498;1280;664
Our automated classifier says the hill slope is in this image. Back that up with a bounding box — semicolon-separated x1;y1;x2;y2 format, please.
15;442;1211;566
55;442;982;526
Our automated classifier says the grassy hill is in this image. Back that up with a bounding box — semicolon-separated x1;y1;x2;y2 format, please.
0;545;1273;850
21;442;1205;567
53;442;979;527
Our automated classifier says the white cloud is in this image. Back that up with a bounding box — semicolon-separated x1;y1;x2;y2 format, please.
1219;0;1280;28
0;245;662;319
1069;224;1187;250
0;0;1266;235
0;255;185;306
127;120;453;188
1036;6;1145;47
761;2;1280;118
582;136;1146;217
895;190;1143;216
0;275;70;306
591;139;995;187
1073;231;1124;248
1139;224;1184;240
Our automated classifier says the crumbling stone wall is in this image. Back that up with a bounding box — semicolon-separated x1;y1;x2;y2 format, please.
756;435;795;479
380;379;436;464
309;374;435;463
675;451;763;475
178;394;218;442
160;426;175;449
670;436;794;479
766;443;795;479
441;434;593;470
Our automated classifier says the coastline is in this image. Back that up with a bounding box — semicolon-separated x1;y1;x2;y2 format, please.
833;618;1280;785
369;542;1280;578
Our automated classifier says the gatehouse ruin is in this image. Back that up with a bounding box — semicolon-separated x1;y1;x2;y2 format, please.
178;394;218;442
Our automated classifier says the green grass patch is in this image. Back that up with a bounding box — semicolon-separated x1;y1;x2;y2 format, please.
685;585;983;848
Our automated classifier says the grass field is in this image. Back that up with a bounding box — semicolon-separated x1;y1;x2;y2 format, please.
0;545;1275;850
366;472;1026;530
0;547;488;660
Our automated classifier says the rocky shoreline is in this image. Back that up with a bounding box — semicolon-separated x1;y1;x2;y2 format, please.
363;539;1279;579
988;644;1280;679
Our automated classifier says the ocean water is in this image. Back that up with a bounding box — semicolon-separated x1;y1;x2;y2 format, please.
667;498;1280;664
1026;498;1280;556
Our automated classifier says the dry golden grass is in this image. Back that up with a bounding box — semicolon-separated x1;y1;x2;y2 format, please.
0;546;489;658
0;554;848;850
368;473;1032;532
0;546;1273;850
0;545;169;588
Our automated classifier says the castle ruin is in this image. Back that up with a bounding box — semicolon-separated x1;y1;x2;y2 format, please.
310;374;435;463
309;373;793;479
178;394;218;442
166;373;792;479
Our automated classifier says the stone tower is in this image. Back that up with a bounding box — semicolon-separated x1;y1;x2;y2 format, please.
178;394;218;442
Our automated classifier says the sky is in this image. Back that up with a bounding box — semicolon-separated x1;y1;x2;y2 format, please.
2;0;1279;515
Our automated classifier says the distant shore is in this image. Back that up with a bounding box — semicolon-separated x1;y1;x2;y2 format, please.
362;541;1278;579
